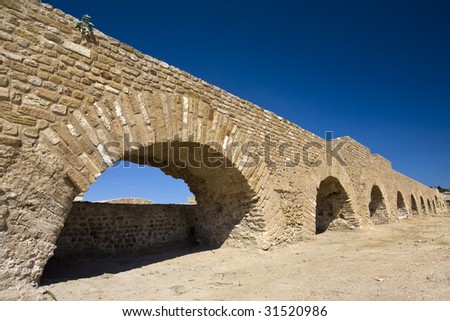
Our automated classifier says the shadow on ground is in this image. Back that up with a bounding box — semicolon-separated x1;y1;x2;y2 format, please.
40;244;214;286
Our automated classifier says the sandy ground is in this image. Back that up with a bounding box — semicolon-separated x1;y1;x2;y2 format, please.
40;216;450;301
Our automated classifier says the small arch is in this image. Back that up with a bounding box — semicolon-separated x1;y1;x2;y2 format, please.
427;199;432;213
420;196;426;214
410;195;419;216
315;176;354;234
369;185;388;224
432;200;437;214
396;191;408;218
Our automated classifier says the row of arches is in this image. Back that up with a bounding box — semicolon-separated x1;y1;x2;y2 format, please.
314;177;444;234
369;185;441;224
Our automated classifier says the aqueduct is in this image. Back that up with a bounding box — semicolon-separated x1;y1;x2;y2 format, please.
0;0;447;292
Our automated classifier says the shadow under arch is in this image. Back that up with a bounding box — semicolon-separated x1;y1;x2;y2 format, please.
420;196;426;214
128;141;259;246
315;176;355;234
411;194;419;216
41;140;258;285
396;191;408;218
369;185;389;224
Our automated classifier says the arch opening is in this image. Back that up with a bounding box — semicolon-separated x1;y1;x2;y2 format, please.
411;195;419;216
82;161;195;204
427;199;432;214
420;196;426;214
315;176;354;234
396;191;408;218
432;200;437;214
41;141;258;284
369;185;388;224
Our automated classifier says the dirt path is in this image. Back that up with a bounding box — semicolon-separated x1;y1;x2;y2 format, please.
41;217;450;300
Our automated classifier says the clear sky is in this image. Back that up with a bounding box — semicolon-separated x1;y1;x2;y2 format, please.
46;0;450;202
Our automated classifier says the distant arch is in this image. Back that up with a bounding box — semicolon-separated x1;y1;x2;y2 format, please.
396;191;408;218
315;176;355;234
427;199;432;214
420;196;426;214
369;185;388;224
410;195;419;216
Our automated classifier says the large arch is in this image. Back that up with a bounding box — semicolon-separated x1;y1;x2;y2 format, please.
396;191;408;218
0;86;281;289
124;141;259;246
369;185;389;224
315;176;355;234
410;195;419;216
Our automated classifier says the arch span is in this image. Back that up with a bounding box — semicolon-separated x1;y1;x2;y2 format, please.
396;192;408;218
427;199;432;214
315;176;355;234
124;141;259;246
411;195;419;216
369;185;388;224
420;196;427;214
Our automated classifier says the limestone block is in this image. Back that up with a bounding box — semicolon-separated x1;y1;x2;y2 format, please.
62;41;91;58
0;88;9;101
50;104;67;116
0;76;9;87
27;76;43;87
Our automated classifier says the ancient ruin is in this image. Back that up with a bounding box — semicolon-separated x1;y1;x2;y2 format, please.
0;0;447;294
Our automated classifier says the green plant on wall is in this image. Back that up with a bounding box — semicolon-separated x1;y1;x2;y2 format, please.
72;14;94;37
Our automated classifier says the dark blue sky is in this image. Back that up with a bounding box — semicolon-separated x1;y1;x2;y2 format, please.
46;0;450;201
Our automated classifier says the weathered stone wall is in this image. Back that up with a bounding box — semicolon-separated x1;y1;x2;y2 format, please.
54;202;198;257
0;0;447;293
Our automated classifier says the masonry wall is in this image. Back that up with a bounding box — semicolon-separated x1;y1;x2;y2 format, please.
54;202;198;257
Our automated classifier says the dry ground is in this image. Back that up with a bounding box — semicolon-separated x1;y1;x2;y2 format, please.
40;216;450;300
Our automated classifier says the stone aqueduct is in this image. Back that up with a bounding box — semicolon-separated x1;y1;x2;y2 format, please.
0;0;447;291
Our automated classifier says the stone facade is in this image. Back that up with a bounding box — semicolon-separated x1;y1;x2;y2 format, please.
0;0;447;293
53;202;198;257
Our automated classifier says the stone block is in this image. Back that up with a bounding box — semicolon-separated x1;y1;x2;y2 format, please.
66;167;90;192
59;96;81;109
43;32;63;44
0;49;24;62
0;87;9;101
17;105;56;122
22;127;39;138
0;134;21;147
50;104;67;116
22;94;50;108
27;76;43;87
0;76;9;87
35;89;60;103
62;41;91;58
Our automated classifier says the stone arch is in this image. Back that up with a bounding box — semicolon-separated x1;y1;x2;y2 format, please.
434;196;441;212
420;196;426;214
123;141;260;246
1;87;282;288
396;191;408;218
315;176;355;234
410;195;419;216
427;199;432;213
432;200;437;214
369;185;388;224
